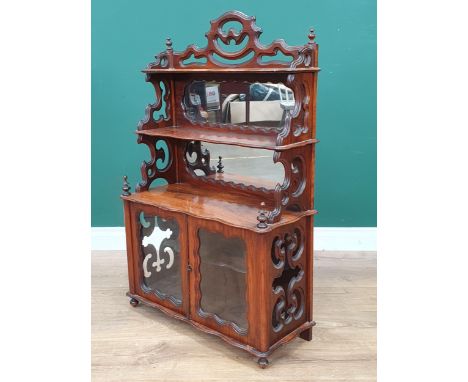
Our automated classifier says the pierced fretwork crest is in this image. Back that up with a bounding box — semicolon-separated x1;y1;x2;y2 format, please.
271;228;305;333
146;11;318;70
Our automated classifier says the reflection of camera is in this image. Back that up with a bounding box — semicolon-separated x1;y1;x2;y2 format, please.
185;81;221;122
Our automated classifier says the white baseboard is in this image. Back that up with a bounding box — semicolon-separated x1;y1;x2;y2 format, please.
312;227;376;251
91;227;376;251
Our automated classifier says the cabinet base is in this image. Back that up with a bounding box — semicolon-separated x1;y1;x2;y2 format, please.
126;292;315;362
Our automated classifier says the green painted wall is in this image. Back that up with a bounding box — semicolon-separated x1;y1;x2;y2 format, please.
92;0;376;227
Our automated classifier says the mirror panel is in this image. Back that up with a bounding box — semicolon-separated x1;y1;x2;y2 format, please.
183;80;295;131
185;142;285;191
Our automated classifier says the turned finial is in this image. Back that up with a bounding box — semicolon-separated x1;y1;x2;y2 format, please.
308;28;316;43
217;156;224;173
122;175;131;196
256;202;268;229
166;37;173;52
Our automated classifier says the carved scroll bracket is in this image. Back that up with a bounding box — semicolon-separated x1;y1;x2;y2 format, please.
267;149;309;223
276;74;311;147
136;137;173;192
184;141;216;176
138;79;171;131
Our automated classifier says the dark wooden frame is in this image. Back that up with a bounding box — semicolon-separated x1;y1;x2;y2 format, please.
121;10;319;368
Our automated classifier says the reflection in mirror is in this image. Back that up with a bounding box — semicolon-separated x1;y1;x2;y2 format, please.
188;143;285;191
183;81;294;130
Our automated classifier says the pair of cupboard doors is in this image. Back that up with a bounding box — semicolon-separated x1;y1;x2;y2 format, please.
124;200;314;355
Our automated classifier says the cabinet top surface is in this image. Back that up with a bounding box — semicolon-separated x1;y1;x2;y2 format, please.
144;10;318;73
122;183;316;232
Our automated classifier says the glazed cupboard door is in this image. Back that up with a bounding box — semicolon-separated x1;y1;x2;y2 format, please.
128;202;190;316
187;217;269;351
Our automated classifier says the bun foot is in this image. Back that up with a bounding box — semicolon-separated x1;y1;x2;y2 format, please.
300;327;313;341
257;357;270;369
129;297;139;307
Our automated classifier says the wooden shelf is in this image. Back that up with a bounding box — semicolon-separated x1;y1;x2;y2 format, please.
136;126;317;151
121;183;316;232
204;172;277;192
143;67;320;74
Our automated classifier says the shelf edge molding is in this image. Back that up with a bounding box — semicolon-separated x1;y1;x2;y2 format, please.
135;127;318;151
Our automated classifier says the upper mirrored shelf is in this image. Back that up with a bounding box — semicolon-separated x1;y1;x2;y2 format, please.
183;81;295;132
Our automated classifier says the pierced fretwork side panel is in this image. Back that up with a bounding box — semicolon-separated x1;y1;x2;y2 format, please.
138;211;182;307
270;224;307;336
276;73;315;147
268;146;313;223
184;141;216;177
136;137;176;192
138;78;172;131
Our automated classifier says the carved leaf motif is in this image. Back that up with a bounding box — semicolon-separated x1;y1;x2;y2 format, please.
141;218;174;278
139;212;181;306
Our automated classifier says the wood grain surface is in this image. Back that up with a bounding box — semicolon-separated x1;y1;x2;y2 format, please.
92;250;376;381
136;127;317;151
122;184;316;233
142;67;320;74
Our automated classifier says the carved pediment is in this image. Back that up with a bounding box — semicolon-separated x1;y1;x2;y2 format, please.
146;10;318;70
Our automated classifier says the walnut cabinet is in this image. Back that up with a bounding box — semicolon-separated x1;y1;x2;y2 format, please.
121;11;320;368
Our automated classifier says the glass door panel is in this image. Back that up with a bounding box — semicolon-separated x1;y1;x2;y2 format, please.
138;211;182;307
198;228;248;333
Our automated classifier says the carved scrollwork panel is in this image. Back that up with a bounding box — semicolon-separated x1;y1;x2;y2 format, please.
276;74;312;147
139;212;182;307
136;137;174;192
146;11;318;70
184;141;216;176
138;79;171;131
270;227;306;333
267;148;310;223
